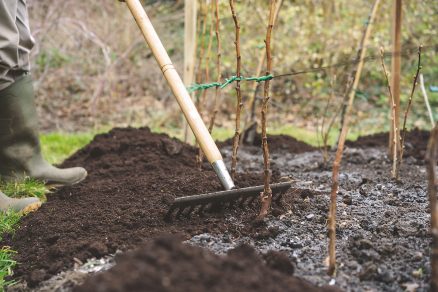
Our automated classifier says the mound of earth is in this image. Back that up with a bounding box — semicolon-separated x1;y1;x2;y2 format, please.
219;133;316;154
2;127;288;287
346;128;429;160
75;236;338;292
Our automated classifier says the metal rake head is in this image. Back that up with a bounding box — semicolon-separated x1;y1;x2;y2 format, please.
165;182;293;219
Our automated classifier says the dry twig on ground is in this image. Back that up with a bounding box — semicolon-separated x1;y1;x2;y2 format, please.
380;47;398;179
229;0;242;180
327;0;382;276
258;0;276;220
425;124;438;292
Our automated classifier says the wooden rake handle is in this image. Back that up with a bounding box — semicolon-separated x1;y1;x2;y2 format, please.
124;0;222;164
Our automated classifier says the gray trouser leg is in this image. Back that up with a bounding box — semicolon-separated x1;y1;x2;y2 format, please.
0;0;35;91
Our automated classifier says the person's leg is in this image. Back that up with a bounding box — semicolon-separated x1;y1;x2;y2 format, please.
0;1;40;212
0;75;88;185
15;0;35;73
0;0;20;90
0;1;87;211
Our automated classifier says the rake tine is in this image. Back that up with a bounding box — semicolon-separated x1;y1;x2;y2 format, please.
273;192;283;202
198;203;208;214
182;206;196;217
167;182;293;219
175;206;187;218
247;196;258;205
164;208;175;221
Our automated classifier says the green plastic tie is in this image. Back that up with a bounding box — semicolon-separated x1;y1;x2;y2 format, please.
187;82;222;93
187;74;274;93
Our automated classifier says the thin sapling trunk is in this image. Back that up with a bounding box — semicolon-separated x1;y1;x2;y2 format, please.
398;46;422;176
230;0;242;180
244;0;284;144
380;47;398;179
258;0;276;220
327;0;382;276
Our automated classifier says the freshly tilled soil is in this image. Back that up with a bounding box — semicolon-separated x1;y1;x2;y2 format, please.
2;127;433;291
75;235;340;292
2;127;301;288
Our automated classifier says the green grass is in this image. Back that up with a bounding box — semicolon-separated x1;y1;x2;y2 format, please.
40;132;95;164
0;211;22;242
1;179;47;202
268;124;361;147
0;247;17;288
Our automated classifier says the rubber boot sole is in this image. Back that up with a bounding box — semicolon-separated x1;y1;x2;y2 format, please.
20;201;42;214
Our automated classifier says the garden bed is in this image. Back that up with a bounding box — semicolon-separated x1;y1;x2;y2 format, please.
2;127;432;291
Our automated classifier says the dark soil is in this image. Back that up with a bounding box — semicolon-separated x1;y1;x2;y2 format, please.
345;128;429;160
2;127;433;291
219;132;316;154
2;127;309;288
75;236;339;292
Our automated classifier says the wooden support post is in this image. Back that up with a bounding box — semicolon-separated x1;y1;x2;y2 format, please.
184;0;197;86
389;0;402;157
183;0;197;142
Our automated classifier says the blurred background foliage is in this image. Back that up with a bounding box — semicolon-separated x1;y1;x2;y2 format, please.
27;0;437;143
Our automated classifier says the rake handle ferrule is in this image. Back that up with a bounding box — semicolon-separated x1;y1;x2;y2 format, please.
212;160;235;190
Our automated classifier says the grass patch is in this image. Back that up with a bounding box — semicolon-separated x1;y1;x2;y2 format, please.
0;179;45;290
0;247;17;288
1;179;47;202
40;132;95;165
0;211;22;242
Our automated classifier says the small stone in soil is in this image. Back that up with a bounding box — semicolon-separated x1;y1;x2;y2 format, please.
306;214;315;220
342;195;352;205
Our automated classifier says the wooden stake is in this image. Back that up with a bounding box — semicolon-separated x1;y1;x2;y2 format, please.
184;0;197;86
389;0;402;158
258;0;276;220
230;0;242;180
208;0;222;134
327;0;382;276
183;0;197;143
426;124;438;292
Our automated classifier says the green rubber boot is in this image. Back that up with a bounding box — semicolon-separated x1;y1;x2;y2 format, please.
0;191;41;213
0;75;87;185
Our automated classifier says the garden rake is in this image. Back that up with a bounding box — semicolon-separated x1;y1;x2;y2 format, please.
124;0;292;217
